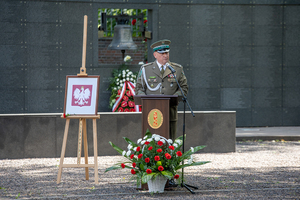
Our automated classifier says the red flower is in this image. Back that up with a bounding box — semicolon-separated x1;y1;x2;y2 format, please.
63;113;66;118
123;95;129;101
139;105;142;112
148;146;153;151
136;146;141;152
121;163;125;168
130;108;135;112
145;141;150;145
132;19;137;25
118;107;124;112
138;153;143;159
157;149;162;153
131;169;136;174
126;90;131;97
124;108;129;112
146;169;152;174
165;153;172;160
117;90;121;95
176;151;183;157
158;166;164;171
169;145;175;150
144;20;148;24
174;174;180;179
121;101;127;107
132;163;136;168
157;141;163;146
128;101;135;107
154;156;160;161
144;38;147;42
145;157;150;163
130;154;134;159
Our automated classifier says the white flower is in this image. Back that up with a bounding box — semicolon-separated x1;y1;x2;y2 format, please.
147;138;153;142
116;78;119;82
190;147;194;152
173;143;178;148
120;83;123;87
160;139;165;144
152;134;158;138
126;150;131;157
133;147;137;151
138;61;144;65
167;139;173;144
127;144;132;150
122;70;126;74
123;79;126;82
141;140;145;145
143;135;148;140
126;78;129;81
122;151;126;156
188;155;193;164
116;82;119;85
130;78;133;81
175;139;182;145
126;69;129;72
118;74;121;77
128;71;132;75
122;74;125;78
137;138;142;144
154;136;160;141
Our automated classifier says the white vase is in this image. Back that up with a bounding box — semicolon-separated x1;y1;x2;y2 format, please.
147;176;168;193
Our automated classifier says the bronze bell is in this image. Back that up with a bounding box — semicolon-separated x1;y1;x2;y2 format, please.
108;25;137;50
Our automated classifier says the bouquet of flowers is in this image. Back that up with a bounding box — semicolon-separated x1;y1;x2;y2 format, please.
108;61;139;112
105;130;210;186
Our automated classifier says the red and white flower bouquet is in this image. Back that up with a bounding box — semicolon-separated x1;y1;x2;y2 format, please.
105;130;210;187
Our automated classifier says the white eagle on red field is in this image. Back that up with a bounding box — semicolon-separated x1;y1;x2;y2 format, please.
73;86;90;106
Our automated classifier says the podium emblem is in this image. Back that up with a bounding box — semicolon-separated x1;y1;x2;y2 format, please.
147;109;163;129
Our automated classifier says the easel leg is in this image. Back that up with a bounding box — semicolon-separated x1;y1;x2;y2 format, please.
57;119;70;184
83;118;89;180
93;119;99;184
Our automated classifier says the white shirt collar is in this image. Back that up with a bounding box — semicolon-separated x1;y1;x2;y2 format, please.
156;60;166;71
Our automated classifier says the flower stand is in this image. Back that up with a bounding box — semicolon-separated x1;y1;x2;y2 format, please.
147;176;168;193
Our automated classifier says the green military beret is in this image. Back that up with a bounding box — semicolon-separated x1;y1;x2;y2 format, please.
150;39;171;53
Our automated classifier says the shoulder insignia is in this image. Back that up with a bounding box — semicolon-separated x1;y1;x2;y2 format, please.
170;62;183;68
142;62;154;68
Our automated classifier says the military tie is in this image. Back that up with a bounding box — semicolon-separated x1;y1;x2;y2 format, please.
161;67;165;76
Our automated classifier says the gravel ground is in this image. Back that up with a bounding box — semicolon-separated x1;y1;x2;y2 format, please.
0;141;300;199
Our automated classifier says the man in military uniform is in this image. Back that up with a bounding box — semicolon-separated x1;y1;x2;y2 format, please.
135;39;188;141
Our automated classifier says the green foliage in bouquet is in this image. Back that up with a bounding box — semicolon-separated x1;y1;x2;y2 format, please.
105;130;210;186
107;63;138;110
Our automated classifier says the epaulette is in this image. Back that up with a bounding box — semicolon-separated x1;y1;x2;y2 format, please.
170;62;183;68
142;62;154;68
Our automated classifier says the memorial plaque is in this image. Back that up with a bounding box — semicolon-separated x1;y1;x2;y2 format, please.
0;22;23;45
191;67;220;88
252;108;282;126
159;5;189;26
222;67;251;88
284;46;300;67
222;46;251;67
252;88;282;108
284;6;300;25
190;5;221;26
27;68;59;90
285;26;300;47
223;25;251;46
192;88;221;109
223;5;251;25
0;1;24;22
253;6;282;25
25;23;59;46
283;88;300;108
59;2;93;23
221;88;251;109
26;90;59;113
26;1;58;23
283;67;300;87
191;26;221;47
253;67;282;87
254;47;282;67
191;47;221;67
159;25;189;46
253;26;282;46
0;89;24;113
0;69;25;90
0;45;26;67
27;45;59;67
283;108;300;126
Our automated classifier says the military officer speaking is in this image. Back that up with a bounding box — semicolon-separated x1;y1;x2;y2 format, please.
135;39;189;141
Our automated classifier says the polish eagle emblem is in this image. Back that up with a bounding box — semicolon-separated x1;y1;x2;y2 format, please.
73;86;91;106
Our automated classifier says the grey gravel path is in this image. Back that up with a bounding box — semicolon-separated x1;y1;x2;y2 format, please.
1;141;299;199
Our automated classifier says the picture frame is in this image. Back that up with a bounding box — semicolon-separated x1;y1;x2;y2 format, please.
64;75;100;116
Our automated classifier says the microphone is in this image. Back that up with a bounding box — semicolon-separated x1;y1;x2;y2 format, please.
167;63;176;73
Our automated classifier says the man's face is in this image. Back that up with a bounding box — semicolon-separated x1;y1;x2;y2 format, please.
153;51;169;65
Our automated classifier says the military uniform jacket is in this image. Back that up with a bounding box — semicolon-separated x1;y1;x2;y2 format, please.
135;61;189;121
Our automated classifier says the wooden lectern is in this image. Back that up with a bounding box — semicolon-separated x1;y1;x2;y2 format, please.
134;95;178;139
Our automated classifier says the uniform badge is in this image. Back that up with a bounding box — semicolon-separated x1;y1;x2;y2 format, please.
170;83;173;87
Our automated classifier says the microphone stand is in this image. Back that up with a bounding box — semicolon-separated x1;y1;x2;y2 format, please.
168;65;197;194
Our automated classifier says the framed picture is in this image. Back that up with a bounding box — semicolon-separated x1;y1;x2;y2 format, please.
64;75;100;115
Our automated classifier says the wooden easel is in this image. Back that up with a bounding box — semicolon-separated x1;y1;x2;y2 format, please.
57;15;100;184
